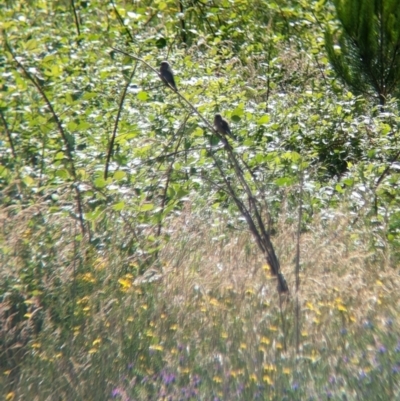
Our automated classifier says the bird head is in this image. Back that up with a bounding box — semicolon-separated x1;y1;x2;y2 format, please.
160;61;171;71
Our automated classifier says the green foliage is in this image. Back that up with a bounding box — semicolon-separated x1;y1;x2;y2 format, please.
2;0;400;399
326;0;400;106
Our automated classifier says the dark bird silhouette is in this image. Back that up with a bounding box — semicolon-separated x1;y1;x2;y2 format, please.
159;61;177;91
214;114;235;140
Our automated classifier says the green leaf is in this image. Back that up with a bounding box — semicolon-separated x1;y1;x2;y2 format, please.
232;107;244;117
257;115;270;125
56;169;70;179
86;208;104;221
162;201;177;216
23;176;35;186
380;123;391;135
113;170;126;181
83;92;97;100
155;37;167;48
0;166;10;177
274;177;294;186
77;121;91;131
343;178;354;187
210;135;220;146
137;91;149;101
193;127;204;137
94;177;107;188
113;201;125;211
283;151;301;162
176;187;189;199
55;151;64;160
44;65;62;77
25;39;38;51
67;121;78;131
140;203;154;211
335;184;344;193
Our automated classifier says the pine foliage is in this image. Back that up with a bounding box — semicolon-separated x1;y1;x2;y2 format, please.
325;0;400;106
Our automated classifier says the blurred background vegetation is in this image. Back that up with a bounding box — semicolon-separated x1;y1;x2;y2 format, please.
1;0;400;399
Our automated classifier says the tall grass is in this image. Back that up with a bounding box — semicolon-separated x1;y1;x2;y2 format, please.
1;201;400;400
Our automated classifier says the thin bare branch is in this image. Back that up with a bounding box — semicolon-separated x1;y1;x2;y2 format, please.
5;37;87;237
0;109;17;159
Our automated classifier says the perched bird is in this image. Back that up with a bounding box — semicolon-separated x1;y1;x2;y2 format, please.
159;61;177;91
214;114;235;140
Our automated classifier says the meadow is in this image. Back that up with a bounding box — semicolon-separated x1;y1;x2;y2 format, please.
2;0;400;399
2;200;400;400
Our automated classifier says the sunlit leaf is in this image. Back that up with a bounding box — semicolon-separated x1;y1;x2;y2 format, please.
274;177;294;186
113;201;125;211
94;177;107;188
140;203;154;211
23;176;34;186
257;115;270;125
113;170;126;180
137;91;149;101
56;169;70;179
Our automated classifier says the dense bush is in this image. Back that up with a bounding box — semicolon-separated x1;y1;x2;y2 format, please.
1;0;400;399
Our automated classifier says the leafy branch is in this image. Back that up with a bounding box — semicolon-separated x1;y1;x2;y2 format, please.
4;37;87;237
112;47;288;293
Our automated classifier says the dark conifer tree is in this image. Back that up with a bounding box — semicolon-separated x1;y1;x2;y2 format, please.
325;0;400;108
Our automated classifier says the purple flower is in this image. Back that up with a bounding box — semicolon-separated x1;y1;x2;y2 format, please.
392;364;400;374
162;372;176;385
329;375;337;384
292;382;299;390
192;374;201;387
111;388;122;398
358;370;368;380
378;345;387;354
